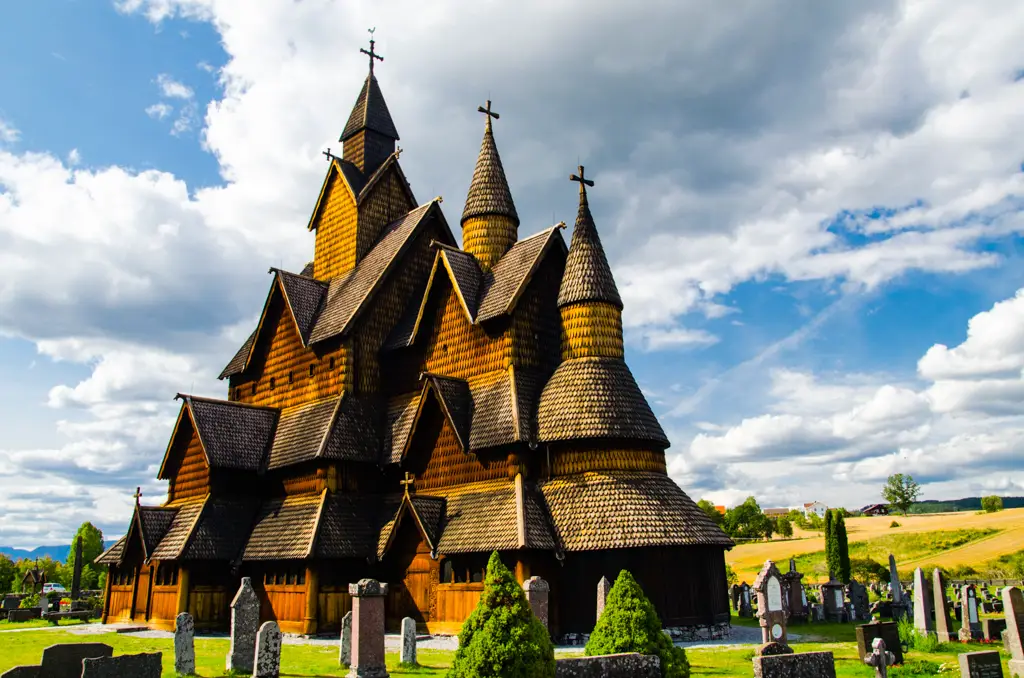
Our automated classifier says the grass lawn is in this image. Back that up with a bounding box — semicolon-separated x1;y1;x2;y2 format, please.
0;626;1012;677
728;507;1024;582
0;617;93;631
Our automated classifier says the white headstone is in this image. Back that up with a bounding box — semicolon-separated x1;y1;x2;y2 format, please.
767;577;783;612
226;577;261;673
400;616;417;666
174;612;196;676
253;621;282;678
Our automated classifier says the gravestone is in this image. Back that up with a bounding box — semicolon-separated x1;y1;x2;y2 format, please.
753;560;792;654
0;668;41;678
958;650;1004;678
889;555;906;620
983;618;1007;642
739;583;753;618
81;652;162;678
524;576;550;631
400;617;417;666
848;579;870;621
598;576;612;620
1;595;20;611
913;568;935;636
856;621;904;666
752;651;836;678
960;585;982;641
339;610;352;667
71;537;83;601
19;643;113;678
254;621;282;678
348;578;389;678
730;584;740;612
863;638;896;678
934;569;954;642
820;576;847;622
175;612;196;676
783;559;807;622
226;577;261;673
1000;586;1024;678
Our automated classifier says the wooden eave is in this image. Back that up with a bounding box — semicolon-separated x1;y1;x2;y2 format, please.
305;489;330;559
356;152;417;208
398;373;470;459
234;272;320;378
487;224;567;321
307;158;359;232
379;493;436;559
157;400;192;480
166;494;211;561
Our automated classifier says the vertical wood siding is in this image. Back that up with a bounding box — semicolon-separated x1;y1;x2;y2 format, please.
167;424;210;503
314;172;359;280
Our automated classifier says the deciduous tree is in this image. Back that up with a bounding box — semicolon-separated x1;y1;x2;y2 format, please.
882;473;921;516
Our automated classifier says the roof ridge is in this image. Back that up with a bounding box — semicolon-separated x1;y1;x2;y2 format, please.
176;393;280;413
271;267;328;287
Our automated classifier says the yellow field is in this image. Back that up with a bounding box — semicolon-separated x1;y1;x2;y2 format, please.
727;507;1024;582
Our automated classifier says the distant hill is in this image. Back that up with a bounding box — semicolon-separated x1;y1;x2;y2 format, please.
0;541;119;563
908;497;1024;514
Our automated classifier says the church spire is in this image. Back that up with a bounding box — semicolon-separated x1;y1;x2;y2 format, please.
341;29;399;174
461;100;519;271
558;166;622;310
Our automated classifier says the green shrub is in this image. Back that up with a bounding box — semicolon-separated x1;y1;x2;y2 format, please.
889;658;943;676
585;570;689;678
890;520;901;528
912;630;942;653
19;593;39;609
897;617;916;647
447;552;554;678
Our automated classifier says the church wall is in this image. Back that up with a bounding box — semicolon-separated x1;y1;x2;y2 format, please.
231;293;350;408
356;166;417;262
167;424;210;503
313;171;359;280
549;447;667;476
510;249;564;374
423;285;511;380
407;410;506;491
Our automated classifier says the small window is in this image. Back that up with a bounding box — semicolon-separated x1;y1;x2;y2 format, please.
287;571;297;586
288;371;293;384
269;377;276;390
309;364;315;377
235;387;242;400
442;560;454;584
251;383;257;395
329;357;335;370
297;569;306;586
471;568;483;583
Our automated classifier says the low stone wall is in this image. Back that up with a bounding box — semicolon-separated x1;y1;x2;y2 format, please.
555;653;660;678
666;621;732;642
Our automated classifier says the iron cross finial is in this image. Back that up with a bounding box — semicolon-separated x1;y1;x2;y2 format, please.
570;165;594;197
477;100;500;130
322;148;335;163
400;472;415;497
133;487;142;502
360;28;383;76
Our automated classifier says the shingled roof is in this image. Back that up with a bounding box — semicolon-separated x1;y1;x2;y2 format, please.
341;73;399;142
95;536;126;566
422;373;471;451
541;471;734;550
275;269;328;345
266;392;381;470
150;498;207;561
461;115;518;226
136;506;177;561
536;357;668;447
179;496;261;561
220;331;255;380
377;493;446;559
557;187;622;310
243;492;325;561
476;225;566;322
315;493;385;559
163;395;279;474
467;367;542;450
382;391;421;464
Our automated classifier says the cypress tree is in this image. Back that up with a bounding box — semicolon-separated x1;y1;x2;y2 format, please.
836;513;851;583
824;509;836;579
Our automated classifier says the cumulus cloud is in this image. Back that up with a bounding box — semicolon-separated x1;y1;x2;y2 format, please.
155;73;194;100
0;118;19;144
145;102;173;120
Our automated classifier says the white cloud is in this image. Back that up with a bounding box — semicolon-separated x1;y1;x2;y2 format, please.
155;73;194;100
145;102;173;120
636;327;719;351
66;149;81;166
0;118;19;144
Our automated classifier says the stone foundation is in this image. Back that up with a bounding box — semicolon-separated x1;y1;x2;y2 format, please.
555;653;660;678
559;622;731;646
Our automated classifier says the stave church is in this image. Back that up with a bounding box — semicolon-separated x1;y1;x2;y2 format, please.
96;36;733;637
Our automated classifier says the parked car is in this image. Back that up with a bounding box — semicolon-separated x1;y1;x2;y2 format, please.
41;583;66;595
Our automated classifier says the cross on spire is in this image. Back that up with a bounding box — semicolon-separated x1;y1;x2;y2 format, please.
360;28;383;76
400;472;415;497
570;165;594;197
133;487;143;503
477;100;500;130
322;148;336;163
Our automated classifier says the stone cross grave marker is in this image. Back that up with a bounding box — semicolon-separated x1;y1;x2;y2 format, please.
254;621;282;678
1000;586;1024;678
226;577;261;673
913;568;935;636
348;578;389;678
81;652;162;678
961;585;983;641
523;576;549;631
598;576;612;620
175;612;196;676
400;617;417;666
958;650;1004;678
339;610;352;667
856;622;904;666
863;638;896;678
934;569;954;642
753;560;792;653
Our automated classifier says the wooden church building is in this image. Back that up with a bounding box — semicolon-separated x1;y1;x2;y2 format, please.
97;38;733;637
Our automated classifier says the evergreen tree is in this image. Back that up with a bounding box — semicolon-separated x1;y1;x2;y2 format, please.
586;570;690;678
448;552;555;678
824;509;836;579
835;513;851;583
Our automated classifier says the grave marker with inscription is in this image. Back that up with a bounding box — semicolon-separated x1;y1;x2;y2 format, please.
958;650;1004;678
753;560;792;654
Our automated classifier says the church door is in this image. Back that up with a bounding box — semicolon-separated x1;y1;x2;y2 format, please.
384;521;436;629
133;565;152;621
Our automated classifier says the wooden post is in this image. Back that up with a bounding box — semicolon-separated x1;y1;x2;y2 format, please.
303;565;319;636
176;565;190;616
101;567;113;624
515;558;530;584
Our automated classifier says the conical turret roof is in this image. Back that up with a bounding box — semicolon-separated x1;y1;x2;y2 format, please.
340;73;399;142
557;183;622;309
461;117;519;226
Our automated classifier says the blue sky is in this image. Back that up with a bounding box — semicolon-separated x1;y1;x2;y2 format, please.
1;0;1023;547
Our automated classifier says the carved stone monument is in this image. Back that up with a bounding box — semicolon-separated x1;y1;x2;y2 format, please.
254;621;283;678
175;612;196;676
226;577;261;673
348;579;390;678
598;576;612;621
934;569;954;643
847;579;870;622
782;559;807;622
739;582;753;618
1000;586;1024;678
752;651;837;678
400;617;417;666
960;585;982;641
753;560;792;654
958;650;1004;678
339;610;352;667
523;576;550;632
913;568;935;636
863;638;896;678
820;575;847;623
889;555;907;620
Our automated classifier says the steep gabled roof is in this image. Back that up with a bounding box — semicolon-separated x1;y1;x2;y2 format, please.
266;392;381;470
376;493;446;559
341;73;399;142
159;395;279;474
436;245;483;321
536;357;668;448
179;496;262;561
218;270;328;379
383;391;421;465
557;188;622;309
136;506;177;561
357;151;416;207
315;493;385;559
476;225;566;322
95;536;126;566
467;367;542;450
150;497;208;561
306;158;366;231
242;491;327;561
310;200;453;344
462;115;518;226
421;373;471;451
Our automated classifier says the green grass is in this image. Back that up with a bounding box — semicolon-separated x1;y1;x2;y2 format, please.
0;626;1012;677
789;529;1000;580
0;618;92;630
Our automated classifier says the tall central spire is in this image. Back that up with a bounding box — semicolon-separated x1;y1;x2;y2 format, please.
341;29;399;174
461;100;519;271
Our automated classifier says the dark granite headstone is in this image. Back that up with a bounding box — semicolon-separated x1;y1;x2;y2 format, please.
39;643;114;678
856;622;904;666
71;537;83;600
753;651;836;678
983;618;1007;642
80;652;162;678
958;650;1004;678
0;667;41;678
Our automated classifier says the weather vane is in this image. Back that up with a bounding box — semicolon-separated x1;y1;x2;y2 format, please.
360;27;383;75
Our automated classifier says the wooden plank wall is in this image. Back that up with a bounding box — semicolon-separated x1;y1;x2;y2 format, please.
314;170;359;280
355;165;417;262
168;425;210;503
261;584;307;635
431;584;484;635
189;586;230;628
107;586;133;621
316;587;352;632
149;585;178;629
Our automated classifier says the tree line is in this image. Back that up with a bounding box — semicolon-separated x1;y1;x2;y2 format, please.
0;522;107;596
